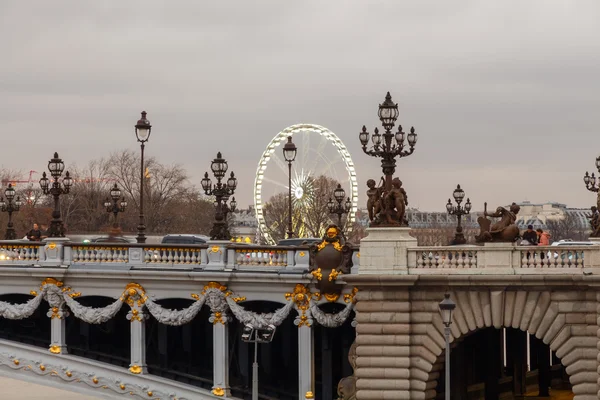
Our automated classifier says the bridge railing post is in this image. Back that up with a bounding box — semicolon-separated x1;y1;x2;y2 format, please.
47;304;69;355
205;242;228;271
127;299;148;375
297;320;314;399
210;311;231;397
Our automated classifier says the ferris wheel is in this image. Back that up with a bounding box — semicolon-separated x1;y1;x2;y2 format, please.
254;124;358;244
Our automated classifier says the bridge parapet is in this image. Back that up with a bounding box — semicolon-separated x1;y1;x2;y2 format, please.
0;240;360;272
408;244;598;274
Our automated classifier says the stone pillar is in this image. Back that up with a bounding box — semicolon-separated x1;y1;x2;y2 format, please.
126;303;147;374
210;311;230;397
354;289;412;400
298;322;314;399
47;305;69;354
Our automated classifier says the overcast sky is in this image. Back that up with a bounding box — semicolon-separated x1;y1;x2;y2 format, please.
1;1;599;211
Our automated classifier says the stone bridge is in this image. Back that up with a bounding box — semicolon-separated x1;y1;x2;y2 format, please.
0;230;599;399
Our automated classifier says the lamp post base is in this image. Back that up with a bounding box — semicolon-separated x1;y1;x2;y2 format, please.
452;233;467;245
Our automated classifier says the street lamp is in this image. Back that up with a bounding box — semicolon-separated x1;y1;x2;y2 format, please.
327;183;352;228
134;111;151;244
201;152;237;240
439;293;456;400
0;184;23;239
283;136;297;238
104;183;127;229
446;184;472;245
584;157;600;194
359;92;418;226
241;324;276;400
39;152;73;238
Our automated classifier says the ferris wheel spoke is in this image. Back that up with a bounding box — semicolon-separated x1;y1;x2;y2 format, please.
271;153;289;176
301;131;310;171
262;176;288;190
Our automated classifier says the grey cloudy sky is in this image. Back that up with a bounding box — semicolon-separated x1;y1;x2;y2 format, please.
1;1;599;211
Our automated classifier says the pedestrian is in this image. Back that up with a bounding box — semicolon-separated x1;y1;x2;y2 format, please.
522;225;538;245
536;228;551;245
26;223;42;241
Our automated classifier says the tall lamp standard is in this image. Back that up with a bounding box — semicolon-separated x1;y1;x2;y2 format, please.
439;293;456;400
39;152;73;238
359;92;418;226
201;152;237;240
0;184;23;239
445;185;472;245
283;136;297;238
104;184;127;229
583;157;600;196
134;111;151;244
327;184;352;228
241;324;276;400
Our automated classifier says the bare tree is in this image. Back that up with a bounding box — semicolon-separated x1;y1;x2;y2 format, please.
545;214;588;242
105;150;190;234
263;193;292;243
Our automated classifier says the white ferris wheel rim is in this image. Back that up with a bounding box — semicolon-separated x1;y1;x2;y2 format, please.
253;123;359;245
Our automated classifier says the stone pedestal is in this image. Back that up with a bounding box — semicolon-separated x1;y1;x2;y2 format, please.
39;237;70;267
357;227;416;274
205;241;229;271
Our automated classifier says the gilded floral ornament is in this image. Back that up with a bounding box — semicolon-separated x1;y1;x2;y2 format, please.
328;269;342;282
311;268;323;281
344;287;359;304
49;345;61;354
324;293;340;302
202;281;227;295
212;387;225;396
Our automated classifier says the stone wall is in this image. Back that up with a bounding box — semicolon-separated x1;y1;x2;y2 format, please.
352;285;599;400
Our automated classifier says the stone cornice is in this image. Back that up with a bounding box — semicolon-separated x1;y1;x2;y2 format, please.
344;273;600;288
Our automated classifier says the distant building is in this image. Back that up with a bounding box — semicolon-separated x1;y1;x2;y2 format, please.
512;201;589;230
230;205;258;242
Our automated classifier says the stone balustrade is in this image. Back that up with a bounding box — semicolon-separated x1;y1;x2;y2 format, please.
3;237;599;275
0;240;360;272
407;244;599;274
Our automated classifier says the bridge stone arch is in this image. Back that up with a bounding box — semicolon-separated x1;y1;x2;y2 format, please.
353;286;599;400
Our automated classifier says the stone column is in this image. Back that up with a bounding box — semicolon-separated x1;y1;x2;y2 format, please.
47;305;69;354
297;320;314;399
210;311;230;397
126;303;147;374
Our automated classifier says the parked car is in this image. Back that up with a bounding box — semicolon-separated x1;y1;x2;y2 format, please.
551;240;597;246
161;234;208;245
89;236;136;244
277;238;321;246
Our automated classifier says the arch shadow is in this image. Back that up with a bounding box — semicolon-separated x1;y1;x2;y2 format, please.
65;295;130;368
229;300;299;400
145;298;213;390
314;302;356;400
0;294;50;349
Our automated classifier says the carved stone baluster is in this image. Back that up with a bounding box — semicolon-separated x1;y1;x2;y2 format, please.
185;249;191;264
210;311;230;397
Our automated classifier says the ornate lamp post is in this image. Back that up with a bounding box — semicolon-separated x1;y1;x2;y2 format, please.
283;136;297;238
327;184;352;227
104;184;127;229
446;184;472;245
39;152;73;238
359;92;417;226
583;157;600;196
201;152;237;240
439;293;456;400
134;111;151;244
0;184;23;239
